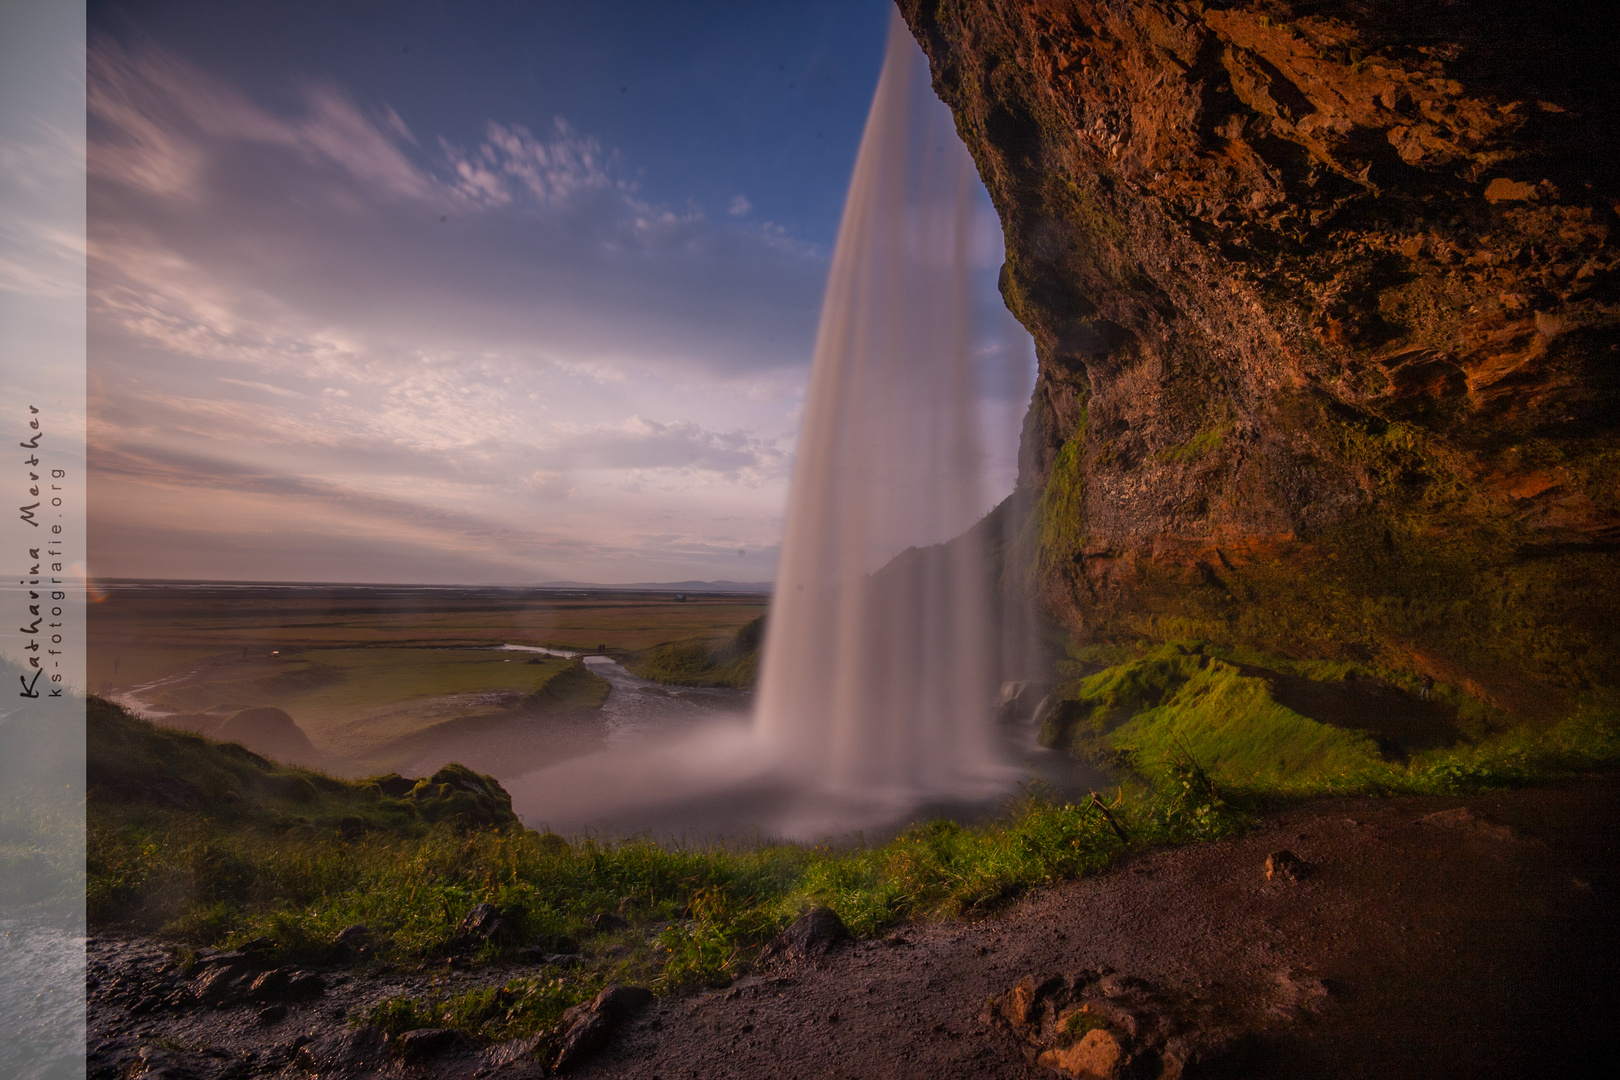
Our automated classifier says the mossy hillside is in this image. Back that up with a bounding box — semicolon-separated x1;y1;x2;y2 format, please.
1040;642;1620;797
625;615;764;688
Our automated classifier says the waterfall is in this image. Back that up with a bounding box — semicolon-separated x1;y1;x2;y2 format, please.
754;12;1007;799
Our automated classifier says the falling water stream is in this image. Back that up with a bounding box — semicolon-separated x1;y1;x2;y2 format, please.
510;14;1098;841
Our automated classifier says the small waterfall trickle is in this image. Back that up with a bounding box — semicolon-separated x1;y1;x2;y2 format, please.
753;12;1007;799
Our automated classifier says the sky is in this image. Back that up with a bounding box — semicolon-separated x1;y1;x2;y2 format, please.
84;0;1034;586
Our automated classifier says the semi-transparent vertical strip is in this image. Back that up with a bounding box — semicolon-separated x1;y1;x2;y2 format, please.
0;2;89;1078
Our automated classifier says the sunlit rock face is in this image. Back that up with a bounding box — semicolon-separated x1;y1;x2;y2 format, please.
900;0;1620;715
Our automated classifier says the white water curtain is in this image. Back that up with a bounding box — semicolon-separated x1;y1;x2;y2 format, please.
755;11;1001;797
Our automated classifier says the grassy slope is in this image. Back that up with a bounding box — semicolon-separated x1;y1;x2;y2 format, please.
85;692;1234;1049
625;615;764;688
1040;641;1620;796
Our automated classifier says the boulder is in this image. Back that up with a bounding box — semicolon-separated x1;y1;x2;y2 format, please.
1038;1027;1128;1080
758;908;851;965
367;772;418;798
332;923;373;961
998;681;1053;723
554;985;654;1072
982;971;1219;1079
406;763;519;828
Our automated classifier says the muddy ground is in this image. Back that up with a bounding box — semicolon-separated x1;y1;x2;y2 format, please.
88;774;1618;1079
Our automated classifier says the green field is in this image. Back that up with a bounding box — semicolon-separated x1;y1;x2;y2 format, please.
89;582;768;769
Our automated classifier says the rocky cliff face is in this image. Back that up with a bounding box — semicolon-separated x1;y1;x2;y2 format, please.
900;0;1620;715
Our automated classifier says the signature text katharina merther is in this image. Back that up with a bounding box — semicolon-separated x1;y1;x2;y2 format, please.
17;405;69;698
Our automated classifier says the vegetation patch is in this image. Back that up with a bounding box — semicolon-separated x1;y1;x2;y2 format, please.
86;693;1252;1044
625;616;764;688
520;658;611;710
1039;641;1620;797
1036;424;1089;578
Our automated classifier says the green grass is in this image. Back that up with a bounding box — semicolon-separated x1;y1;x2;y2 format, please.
624;616;764;688
87;693;1247;1047
521;658;611;709
137;648;579;756
1039;641;1620;797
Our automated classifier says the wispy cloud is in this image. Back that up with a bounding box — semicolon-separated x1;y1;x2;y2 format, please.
87;34;811;582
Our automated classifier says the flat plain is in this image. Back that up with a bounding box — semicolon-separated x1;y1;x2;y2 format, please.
88;581;768;771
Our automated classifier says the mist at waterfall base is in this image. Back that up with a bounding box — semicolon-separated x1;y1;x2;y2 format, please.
509;17;1098;843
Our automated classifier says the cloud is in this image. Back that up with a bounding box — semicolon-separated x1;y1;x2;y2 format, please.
729;193;752;216
88;34;826;381
217;377;302;398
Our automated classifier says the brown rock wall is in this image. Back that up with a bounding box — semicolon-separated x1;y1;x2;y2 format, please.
900;0;1620;703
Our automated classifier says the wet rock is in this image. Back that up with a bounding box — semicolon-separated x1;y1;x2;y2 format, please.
394;1027;464;1061
247;969;290;1002
461;901;504;938
332;923;373;961
447;901;521;953
998;680;1052;722
135;1046;208;1080
485;1033;548;1069
759;908;851;964
1265;850;1310;882
554;985;654;1072
293;1026;386;1075
285;971;326;1002
191;965;249;1008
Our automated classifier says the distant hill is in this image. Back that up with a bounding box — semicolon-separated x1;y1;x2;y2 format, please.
535;580;773;594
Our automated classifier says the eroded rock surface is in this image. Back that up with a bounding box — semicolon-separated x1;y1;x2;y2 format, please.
899;0;1620;710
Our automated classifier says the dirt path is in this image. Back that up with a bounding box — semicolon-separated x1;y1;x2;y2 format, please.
87;775;1618;1079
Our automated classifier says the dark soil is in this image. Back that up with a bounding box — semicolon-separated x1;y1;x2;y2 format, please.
87;775;1619;1079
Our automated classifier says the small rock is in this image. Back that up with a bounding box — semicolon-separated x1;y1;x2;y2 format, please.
460;902;506;940
331;924;373;961
257;1004;288;1025
1161;1030;1238;1079
554;985;654;1072
1265;850;1309;882
759;908;851;964
294;1026;385;1073
285;971;325;1002
395;1028;463;1061
1037;1028;1128;1079
247;969;290;1003
485;1033;547;1069
334;923;370;945
191;965;246;1008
